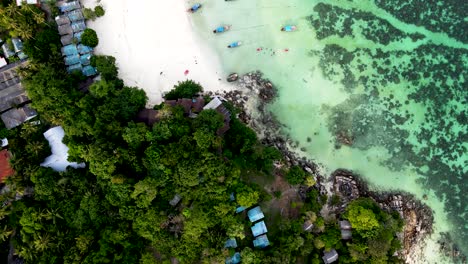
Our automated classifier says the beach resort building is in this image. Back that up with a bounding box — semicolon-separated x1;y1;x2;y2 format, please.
55;0;97;76
1;38;27;60
165;97;205;117
40;126;86;172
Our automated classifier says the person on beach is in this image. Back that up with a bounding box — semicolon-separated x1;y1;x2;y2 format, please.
188;3;202;13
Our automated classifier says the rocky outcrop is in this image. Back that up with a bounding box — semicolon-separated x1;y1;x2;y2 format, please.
209;72;463;263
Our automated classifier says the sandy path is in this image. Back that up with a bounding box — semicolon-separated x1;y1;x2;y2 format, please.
81;0;235;106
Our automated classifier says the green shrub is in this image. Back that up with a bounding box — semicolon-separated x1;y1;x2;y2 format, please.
94;6;105;17
81;28;99;47
286;165;306;185
83;7;96;20
164;80;203;100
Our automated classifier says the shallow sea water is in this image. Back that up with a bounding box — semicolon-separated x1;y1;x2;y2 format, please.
190;0;467;262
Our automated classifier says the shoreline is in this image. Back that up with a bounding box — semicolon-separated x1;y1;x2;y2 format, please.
213;71;466;264
81;0;236;106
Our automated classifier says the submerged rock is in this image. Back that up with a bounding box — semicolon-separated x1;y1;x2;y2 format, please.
227;73;239;82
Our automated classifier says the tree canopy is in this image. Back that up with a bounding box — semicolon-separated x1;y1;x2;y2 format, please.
81;28;99;47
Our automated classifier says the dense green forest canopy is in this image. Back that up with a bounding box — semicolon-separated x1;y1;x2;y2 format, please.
0;4;404;264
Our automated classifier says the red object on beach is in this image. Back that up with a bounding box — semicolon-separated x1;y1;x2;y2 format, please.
257;48;262;51
184;70;189;75
284;48;289;52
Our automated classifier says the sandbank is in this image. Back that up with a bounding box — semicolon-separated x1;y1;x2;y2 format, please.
82;0;235;106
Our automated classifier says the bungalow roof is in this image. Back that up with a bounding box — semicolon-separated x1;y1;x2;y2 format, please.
73;31;84;42
0;57;7;69
58;0;81;13
58;24;73;36
16;0;38;6
247;206;264;222
191;97;205;113
82;66;97;77
169;194;182;206
224;238;237;248
64;54;80;66
67;63;82;73
11;38;23;53
67;10;84;22
77;44;93;55
322;249;338;264
60;34;73;46
1;44;15;58
62;44;78;56
55;15;70;26
253;234;270;248
71;21;86;33
80;53;91;66
339;220;352;230
251;221;267;237
225;252;241;264
178;98;192;114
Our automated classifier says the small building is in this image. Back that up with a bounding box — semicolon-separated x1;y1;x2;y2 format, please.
1;138;8;147
64;54;80;66
339;220;352;240
225;252;240;264
1;105;37;129
251;221;267;237
71;21;86;33
322;249;338;264
16;0;39;6
203;96;231;135
253;234;270;248
0;61;29;113
67;63;82;73
57;0;81;13
74;31;84;42
0;57;7;69
247;206;264;222
11;38;23;53
58;24;73;36
169;194;182;206
303;220;314;232
0;149;14;183
80;53;92;65
41;126;86;172
224;238;237;248
77;44;93;55
82;65;97;77
62;44;78;56
60;34;73;46
67;9;84;22
1;43;15;58
55;15;71;26
136;109;160;126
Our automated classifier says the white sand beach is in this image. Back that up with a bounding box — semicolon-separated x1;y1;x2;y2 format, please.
82;0;235;106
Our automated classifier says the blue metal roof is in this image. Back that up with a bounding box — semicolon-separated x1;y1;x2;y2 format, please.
71;21;86;33
77;44;93;55
82;66;97;76
59;1;81;13
67;63;82;73
224;238;237;248
64;54;80;66
62;44;78;56
11;38;23;53
74;31;84;42
80;53;91;65
247;206;264;222
67;10;84;22
225;252;241;264
235;206;246;213
251;221;267;237
253;234;270;248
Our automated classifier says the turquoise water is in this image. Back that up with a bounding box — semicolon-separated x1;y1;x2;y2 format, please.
191;0;467;260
